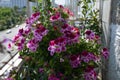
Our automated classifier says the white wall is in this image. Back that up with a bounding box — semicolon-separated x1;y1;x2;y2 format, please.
102;0;111;47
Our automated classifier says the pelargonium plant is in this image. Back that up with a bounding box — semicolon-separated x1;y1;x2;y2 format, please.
5;1;109;80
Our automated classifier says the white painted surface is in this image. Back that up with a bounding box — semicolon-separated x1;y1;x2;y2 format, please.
0;53;22;79
102;0;111;46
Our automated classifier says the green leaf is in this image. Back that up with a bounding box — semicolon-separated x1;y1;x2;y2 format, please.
38;0;42;3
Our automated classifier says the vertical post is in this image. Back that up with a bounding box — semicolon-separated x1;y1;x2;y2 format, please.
51;0;55;7
27;0;30;17
99;0;103;21
42;0;45;9
99;0;106;80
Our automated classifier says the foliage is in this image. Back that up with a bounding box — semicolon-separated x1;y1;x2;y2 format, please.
0;7;12;30
78;0;101;35
5;0;109;80
0;7;26;31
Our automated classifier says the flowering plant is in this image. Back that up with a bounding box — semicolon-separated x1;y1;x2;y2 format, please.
5;1;109;80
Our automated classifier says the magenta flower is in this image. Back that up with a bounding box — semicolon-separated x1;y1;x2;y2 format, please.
19;37;25;43
39;68;44;73
95;35;100;40
33;25;48;42
48;37;66;56
13;34;25;43
27;38;38;52
57;72;64;78
69;54;81;68
37;25;49;36
48;74;60;80
31;12;40;21
63;8;74;16
61;23;70;33
12;35;26;51
8;43;11;49
62;26;80;44
87;53;99;62
58;5;73;16
33;30;43;42
59;5;64;9
83;66;97;80
1;38;13;51
85;30;95;40
17;28;30;41
48;41;56;56
54;37;66;46
32;12;40;19
50;12;61;21
24;27;31;35
13;35;20;43
26;12;40;25
101;48;109;59
95;35;101;44
81;51;98;63
18;28;25;36
17;43;24;51
26;17;34;25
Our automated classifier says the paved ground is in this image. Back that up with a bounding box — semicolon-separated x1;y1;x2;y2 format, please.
0;23;26;68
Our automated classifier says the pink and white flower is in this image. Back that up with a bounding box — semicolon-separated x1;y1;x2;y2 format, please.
81;51;98;63
50;12;61;22
101;48;109;59
85;30;95;40
83;66;97;80
13;35;26;51
63;8;74;16
26;38;38;52
48;37;66;56
69;54;81;68
62;26;80;44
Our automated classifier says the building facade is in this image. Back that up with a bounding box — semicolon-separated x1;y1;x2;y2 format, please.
0;0;27;8
0;0;11;7
10;0;27;8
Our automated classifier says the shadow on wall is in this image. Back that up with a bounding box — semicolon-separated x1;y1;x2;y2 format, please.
107;24;120;80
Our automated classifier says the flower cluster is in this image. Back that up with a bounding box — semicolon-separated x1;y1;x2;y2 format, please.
26;12;40;25
13;13;49;52
50;12;61;22
83;66;97;80
48;37;66;56
8;4;109;80
69;54;81;68
13;32;26;51
81;51;98;63
53;5;74;18
48;23;80;56
85;30;95;40
61;24;80;44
